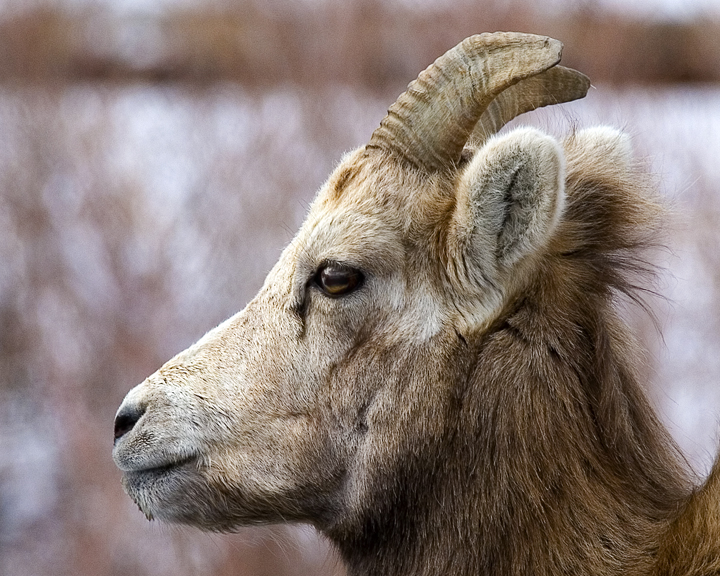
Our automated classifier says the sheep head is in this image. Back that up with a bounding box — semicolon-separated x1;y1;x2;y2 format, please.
112;32;592;537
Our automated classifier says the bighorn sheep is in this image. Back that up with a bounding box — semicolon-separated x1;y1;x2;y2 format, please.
113;33;720;576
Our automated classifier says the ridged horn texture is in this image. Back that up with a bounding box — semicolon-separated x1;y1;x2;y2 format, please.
472;65;591;145
366;32;590;172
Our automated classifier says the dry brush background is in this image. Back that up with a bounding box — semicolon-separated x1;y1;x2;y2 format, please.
1;1;720;575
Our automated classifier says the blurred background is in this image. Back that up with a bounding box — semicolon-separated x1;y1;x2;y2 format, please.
1;0;720;574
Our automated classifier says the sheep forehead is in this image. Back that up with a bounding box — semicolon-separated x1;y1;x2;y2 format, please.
304;149;455;248
296;158;407;270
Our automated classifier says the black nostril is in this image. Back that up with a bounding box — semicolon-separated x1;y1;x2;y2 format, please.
114;404;145;442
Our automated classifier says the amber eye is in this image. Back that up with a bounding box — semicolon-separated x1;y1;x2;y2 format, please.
315;264;364;297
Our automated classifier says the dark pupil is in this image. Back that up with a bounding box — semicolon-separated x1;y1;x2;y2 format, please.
319;266;361;296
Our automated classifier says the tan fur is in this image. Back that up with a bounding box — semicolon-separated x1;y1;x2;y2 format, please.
113;53;720;576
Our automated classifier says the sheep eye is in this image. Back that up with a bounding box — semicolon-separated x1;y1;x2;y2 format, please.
315;264;364;297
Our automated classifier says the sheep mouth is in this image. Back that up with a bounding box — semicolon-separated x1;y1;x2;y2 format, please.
143;456;196;474
122;454;198;478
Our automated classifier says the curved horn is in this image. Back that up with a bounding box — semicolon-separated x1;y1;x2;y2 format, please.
472;66;590;144
366;32;585;171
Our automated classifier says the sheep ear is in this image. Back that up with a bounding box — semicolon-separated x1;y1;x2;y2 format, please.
455;127;565;279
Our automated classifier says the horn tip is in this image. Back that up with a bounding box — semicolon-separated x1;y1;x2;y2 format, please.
556;66;592;101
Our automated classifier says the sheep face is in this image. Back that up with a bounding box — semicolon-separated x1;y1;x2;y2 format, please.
112;126;566;531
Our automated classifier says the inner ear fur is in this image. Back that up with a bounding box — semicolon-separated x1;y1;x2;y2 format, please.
455;127;566;279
